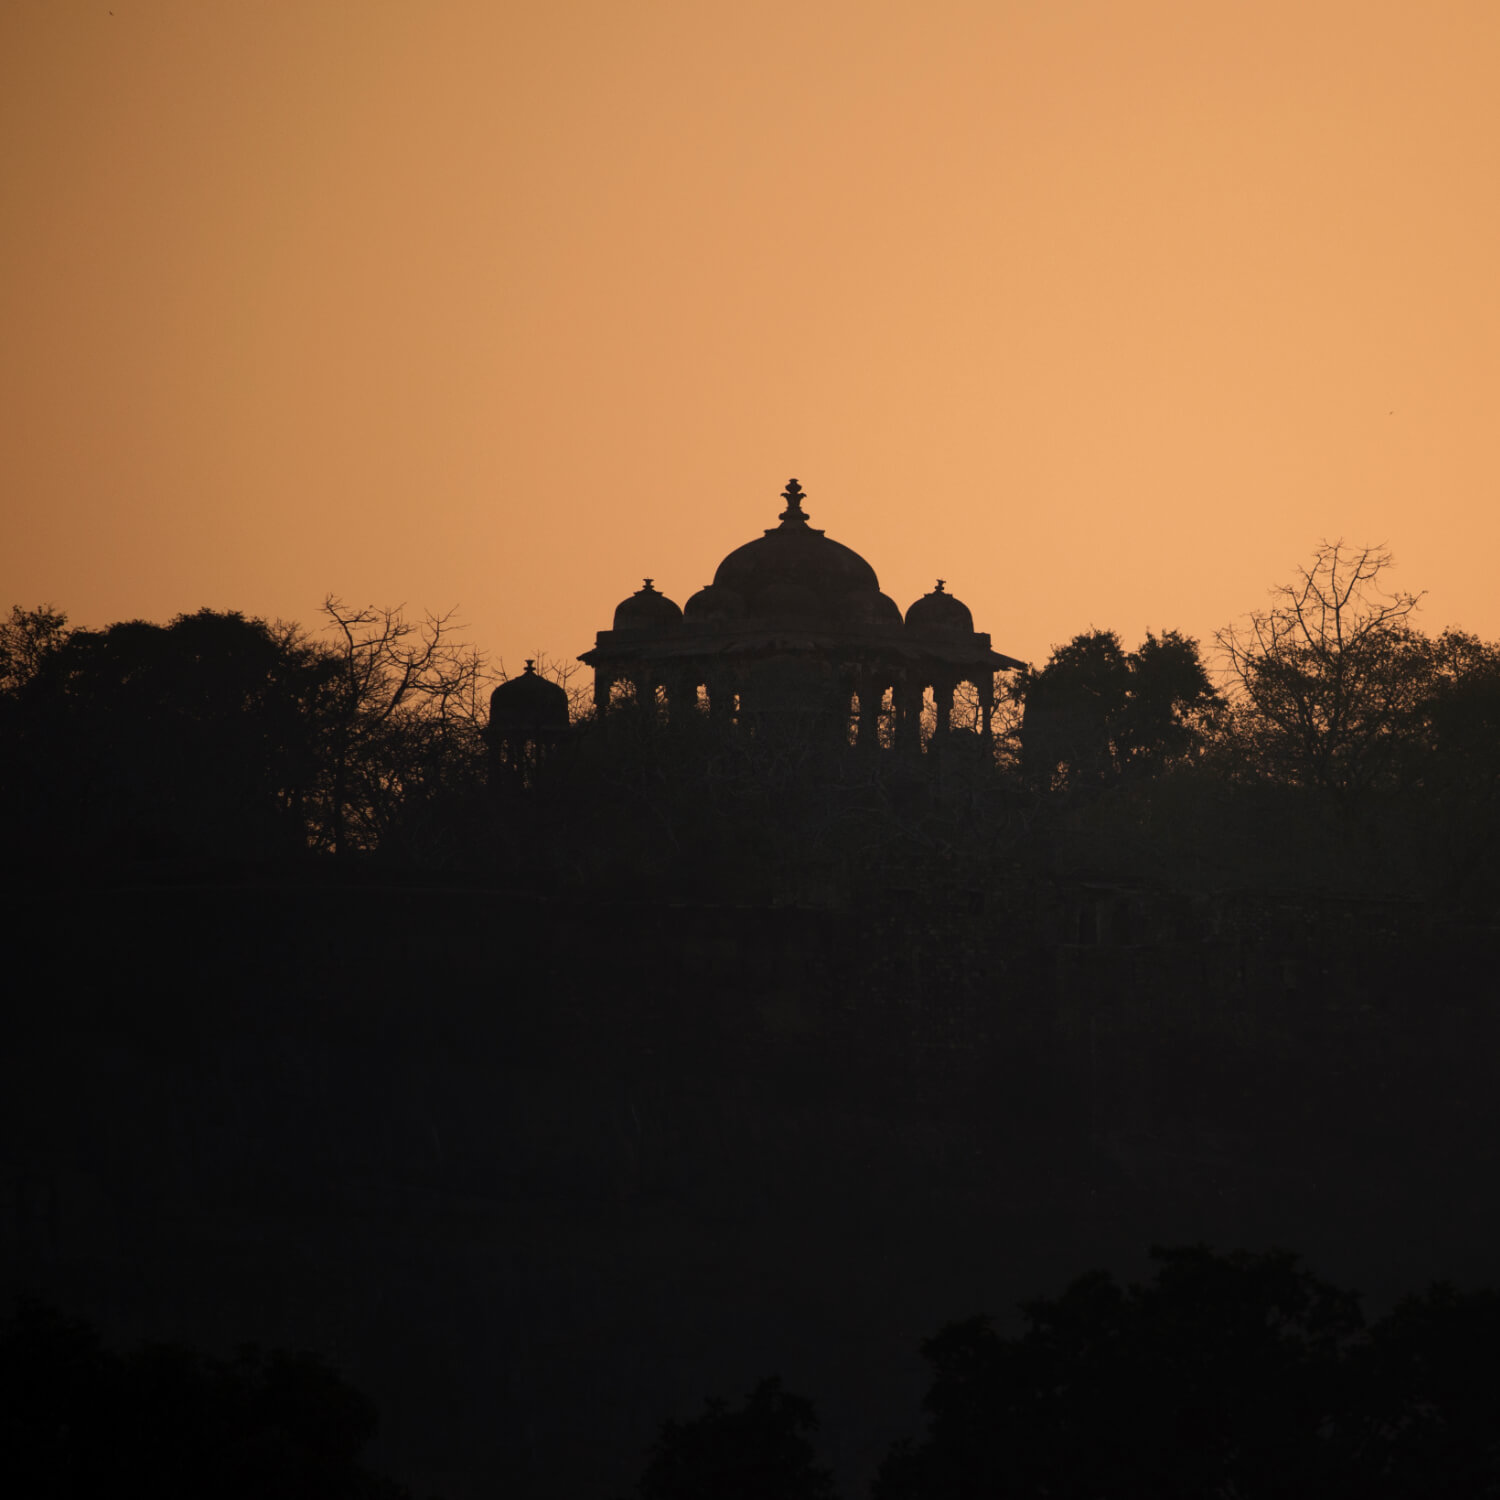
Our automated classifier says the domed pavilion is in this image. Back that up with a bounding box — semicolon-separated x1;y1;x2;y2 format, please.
486;659;570;781
579;479;1025;751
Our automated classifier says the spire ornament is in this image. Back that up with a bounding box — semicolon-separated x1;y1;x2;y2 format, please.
778;478;809;526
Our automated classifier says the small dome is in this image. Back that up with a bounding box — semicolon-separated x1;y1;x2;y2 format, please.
843;590;904;627
612;578;683;633
905;580;975;638
683;583;745;624
490;661;569;730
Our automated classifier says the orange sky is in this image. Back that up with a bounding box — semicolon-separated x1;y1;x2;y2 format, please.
4;0;1498;676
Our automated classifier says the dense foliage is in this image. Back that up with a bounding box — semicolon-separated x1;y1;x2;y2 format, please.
625;1378;837;1500
0;1299;407;1498
874;1248;1500;1500
619;1249;1500;1500
0;599;489;870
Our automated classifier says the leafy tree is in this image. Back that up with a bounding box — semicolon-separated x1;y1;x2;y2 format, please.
0;1298;409;1498
1411;630;1500;804
1114;630;1220;774
1019;629;1130;788
2;608;331;864
1019;630;1219;788
625;1377;837;1500
1358;1282;1500;1497
875;1247;1500;1500
0;603;70;695
0;597;522;872
874;1246;1365;1499
1367;628;1500;904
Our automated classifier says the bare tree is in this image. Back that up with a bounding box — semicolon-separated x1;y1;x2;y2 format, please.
317;598;492;856
1216;542;1431;796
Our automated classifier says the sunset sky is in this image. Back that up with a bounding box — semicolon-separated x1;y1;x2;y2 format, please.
4;0;1498;677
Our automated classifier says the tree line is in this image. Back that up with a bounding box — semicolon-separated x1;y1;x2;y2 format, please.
0;598;492;870
1017;542;1500;806
0;1297;406;1498
4;543;1498;903
12;1246;1498;1498
628;1246;1500;1500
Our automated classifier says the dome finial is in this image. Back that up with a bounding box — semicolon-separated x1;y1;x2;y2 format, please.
778;478;809;526
935;579;946;593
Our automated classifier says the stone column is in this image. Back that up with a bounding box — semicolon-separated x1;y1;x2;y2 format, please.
934;679;955;739
859;678;884;750
594;669;612;719
665;668;696;722
894;679;922;756
706;672;730;722
978;674;995;748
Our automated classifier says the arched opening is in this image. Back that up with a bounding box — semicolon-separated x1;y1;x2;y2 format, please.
952;678;984;732
877;687;895;750
919;685;938;749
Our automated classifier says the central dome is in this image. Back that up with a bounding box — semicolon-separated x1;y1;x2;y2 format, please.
709;479;895;625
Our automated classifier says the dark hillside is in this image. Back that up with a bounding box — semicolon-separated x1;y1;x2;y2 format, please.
6;875;1498;1497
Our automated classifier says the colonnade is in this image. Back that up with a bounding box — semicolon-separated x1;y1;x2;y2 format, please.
591;660;995;752
849;673;994;752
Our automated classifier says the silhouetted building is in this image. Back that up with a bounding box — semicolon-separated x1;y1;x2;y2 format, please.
486;659;570;782
579;479;1024;749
